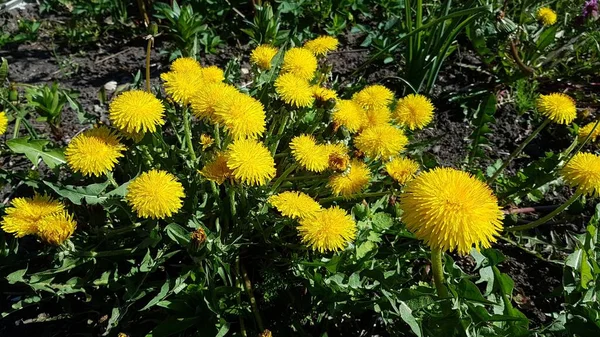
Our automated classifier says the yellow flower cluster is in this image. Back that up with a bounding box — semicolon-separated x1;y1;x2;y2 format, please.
65;126;126;177
561;152;600;197
0;111;8;135
537;93;576;125
536;7;557;26
1;195;76;245
126;170;185;219
269;192;356;252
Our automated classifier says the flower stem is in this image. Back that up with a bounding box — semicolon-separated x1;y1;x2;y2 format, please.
431;248;449;299
505;190;583;232
270;164;297;192
145;37;152;93
241;262;265;332
319;191;390;204
487;119;550;184
182;107;197;163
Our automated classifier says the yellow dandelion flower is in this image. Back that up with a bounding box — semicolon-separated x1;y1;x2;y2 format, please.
385;157;419;185
536;7;557;26
190;82;239;122
200;134;214;150
37;211;77;245
355;124;408;159
325;143;350;171
126;170;185;219
251;45;278;70
578;122;600;143
281;47;318;80
312;86;338;101
332;100;366;133
399;168;504;255
275;73;315;108
304;36;339;56
328;159;371;197
561;152;600;197
394;94;435;130
363;106;392;129
109;90;165;133
298;206;356;252
0;111;8;135
161;62;204;104
215;92;266;139
1;195;64;238
119;129;145;143
170;57;202;73
290;135;330;172
352;85;394;110
65;126;126;177
268;191;322;219
537;93;576;125
201;66;225;83
226;139;276;186
199;152;232;185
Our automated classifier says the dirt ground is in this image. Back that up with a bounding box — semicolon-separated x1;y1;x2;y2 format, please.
1;2;597;331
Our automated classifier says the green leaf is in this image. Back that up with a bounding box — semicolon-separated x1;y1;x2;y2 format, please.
580;250;593;289
456;279;496;304
371;212;393;230
0;57;8;82
6;137;66;169
6;268;27;284
141;281;170;310
537;26;557;50
399;301;422;337
44;181;109;205
165;223;191;246
356;241;376;259
147;317;197;337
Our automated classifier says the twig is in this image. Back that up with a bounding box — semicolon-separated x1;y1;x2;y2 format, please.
509;39;535;75
502;205;559;215
94;47;134;64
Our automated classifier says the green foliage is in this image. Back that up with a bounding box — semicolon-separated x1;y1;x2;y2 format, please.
24;83;72;127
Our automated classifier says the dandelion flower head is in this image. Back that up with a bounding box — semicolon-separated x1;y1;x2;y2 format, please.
226;139;276;186
2;195;65;238
200;134;214;150
109;90;165;133
199;152;232;185
537;93;576;125
215;92;266;139
325;143;350;171
304;36;339;56
191;82;239;122
537;7;557;26
394;94;435;130
328;159;371;197
386;157;419;185
251;44;278;70
37;211;77;245
126;170;185;219
355;124;408;159
65;126;126;177
275;73;315;108
269;191;322;220
332;100;366;133
352;85;394;110
290;135;330;172
0;111;8;135
363;106;392;129
578;122;600;143
561;152;600;197
399;167;504;255
161;59;204;104
298;206;356;252
281;47;318;80
200;66;225;83
312;86;338;101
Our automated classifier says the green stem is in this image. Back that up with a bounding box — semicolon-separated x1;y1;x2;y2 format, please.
492;266;516;317
235;258;248;337
270;164;297;192
12;117;20;139
431;248;449;299
182;107;197;163
228;188;237;218
319;191;390;204
76;248;134;258
505;190;583;232
487;119;550;184
214;123;221;149
106;171;119;188
145;38;152;93
241;263;265;332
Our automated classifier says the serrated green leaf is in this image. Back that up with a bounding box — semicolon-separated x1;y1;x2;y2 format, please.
6;137;65;169
44;181;109;205
6;268;27;284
